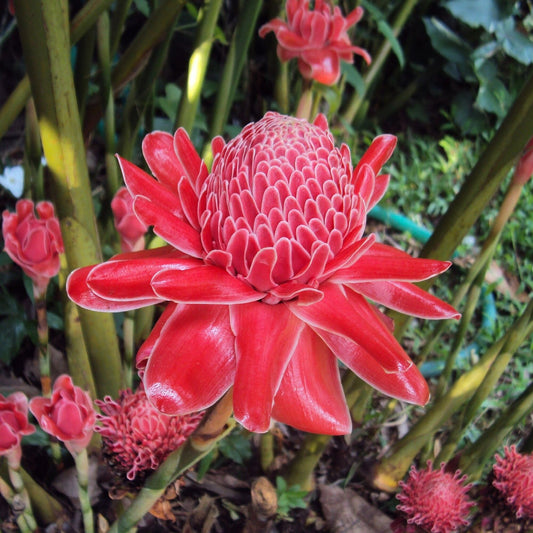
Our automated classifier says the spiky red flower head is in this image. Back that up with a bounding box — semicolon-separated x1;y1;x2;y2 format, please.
393;461;474;533
95;387;204;481
492;445;533;520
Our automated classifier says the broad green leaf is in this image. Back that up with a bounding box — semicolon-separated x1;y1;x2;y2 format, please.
494;18;533;65
444;0;511;31
475;76;511;116
133;0;150;17
0;316;32;363
218;429;252;465
341;63;365;95
423;17;472;65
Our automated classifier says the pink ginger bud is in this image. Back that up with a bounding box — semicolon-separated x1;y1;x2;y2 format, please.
492;445;533;520
30;375;96;456
2;199;64;297
392;461;474;533
111;186;148;253
513;137;533;185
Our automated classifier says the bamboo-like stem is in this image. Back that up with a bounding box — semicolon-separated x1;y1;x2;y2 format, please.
23;99;44;201
7;463;38;532
371;301;533;491
108;390;235;532
14;0;122;398
260;432;275;473
110;0;134;56
459;360;533;480
295;85;313;120
175;0;224;132
74;449;94;533
341;0;420;125
34;290;51;397
275;61;290;115
208;0;263;139
0;0;115;141
74;27;97;124
122;311;135;389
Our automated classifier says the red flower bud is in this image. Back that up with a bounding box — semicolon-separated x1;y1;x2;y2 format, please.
111;187;148;253
30;375;95;455
2;199;64;296
0;392;35;468
513;137;533;185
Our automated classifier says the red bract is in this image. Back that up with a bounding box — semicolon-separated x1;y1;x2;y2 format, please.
513;136;533;185
492;445;533;520
111;186;149;253
393;461;474;533
259;0;371;85
0;392;35;468
30;375;96;455
2;199;64;296
67;112;459;435
95;387;203;481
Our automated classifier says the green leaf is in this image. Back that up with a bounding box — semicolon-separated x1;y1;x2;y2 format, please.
475;76;511;116
133;0;150;17
341;62;365;95
275;476;308;518
423;17;472;65
46;311;64;331
0;316;32;363
444;0;511;31
494;18;533;65
361;0;404;68
218;429;252;465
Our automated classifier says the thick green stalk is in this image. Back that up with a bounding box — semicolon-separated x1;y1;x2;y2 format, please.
34;291;51;397
372;301;533;491
175;0;224;132
341;0;420;125
110;0;134;56
275;61;290;115
109;391;235;532
14;0;121;397
0;0;115;141
74;449;94;533
285;434;331;490
208;0;264;139
460;369;533;480
7;464;38;532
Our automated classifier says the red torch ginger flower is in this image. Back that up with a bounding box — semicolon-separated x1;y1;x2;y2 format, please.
392;461;474;533
2;199;64;297
111;186;149;253
259;0;371;85
95;387;203;481
0;392;35;468
30;375;96;455
492;445;533;520
67;112;459;435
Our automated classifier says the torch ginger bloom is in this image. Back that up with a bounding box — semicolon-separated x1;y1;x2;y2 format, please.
95;387;204;481
392;461;474;533
67;112;459;435
111;186;149;253
492;445;533;520
2;199;64;297
259;0;371;85
30;375;96;455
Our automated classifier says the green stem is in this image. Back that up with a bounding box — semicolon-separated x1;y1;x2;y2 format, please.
175;0;224;132
7;463;38;532
260;432;275;473
295;84;313;120
341;0;420;125
275;61;290;115
285;434;331;490
74;449;94;533
122;311;135;389
110;0;134;57
34;290;51;397
208;0;264;139
23;99;44;201
372;301;533;491
74;26;97;124
15;0;122;398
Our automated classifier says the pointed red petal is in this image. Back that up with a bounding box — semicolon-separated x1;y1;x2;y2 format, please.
288;283;412;373
353;135;397;176
316;327;430;405
332;242;452;283
174;128;208;193
86;251;201;301
272;326;351;435
350;281;460;320
67;265;162;311
142;131;185;190
368;174;390;209
136;302;177;371
133;195;203;258
151;266;265;304
230;302;304;432
144;304;235;414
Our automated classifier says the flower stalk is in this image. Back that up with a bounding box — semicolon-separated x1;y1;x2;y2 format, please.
6;463;38;533
34;291;51;397
73;449;94;533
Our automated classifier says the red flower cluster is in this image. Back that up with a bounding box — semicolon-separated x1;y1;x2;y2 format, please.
492;445;533;520
259;0;371;85
68;112;458;435
0;392;35;468
30;375;96;455
95;387;203;481
111;187;149;253
393;461;474;533
2;199;64;296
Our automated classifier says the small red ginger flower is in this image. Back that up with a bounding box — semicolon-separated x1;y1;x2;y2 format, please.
95;387;204;481
392;461;474;533
492;445;533;520
259;0;371;85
